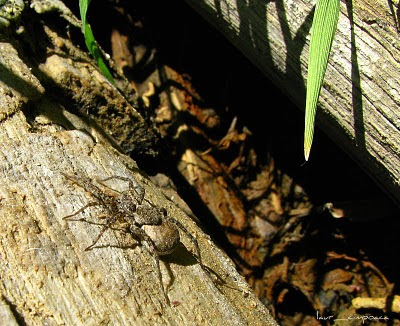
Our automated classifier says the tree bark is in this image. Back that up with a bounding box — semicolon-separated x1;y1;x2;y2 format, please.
0;2;276;325
183;0;400;206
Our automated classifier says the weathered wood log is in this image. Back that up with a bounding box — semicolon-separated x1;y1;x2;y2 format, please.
0;3;276;325
183;0;400;205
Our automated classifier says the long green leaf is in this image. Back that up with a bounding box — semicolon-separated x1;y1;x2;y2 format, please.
304;0;340;160
79;0;115;84
79;0;89;27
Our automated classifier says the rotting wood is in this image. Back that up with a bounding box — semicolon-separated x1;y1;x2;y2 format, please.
0;4;277;326
182;0;400;206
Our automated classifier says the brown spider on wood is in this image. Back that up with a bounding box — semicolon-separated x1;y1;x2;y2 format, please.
61;172;203;302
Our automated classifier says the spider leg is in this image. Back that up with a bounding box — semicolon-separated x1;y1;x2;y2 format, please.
85;216;117;251
98;176;135;191
166;216;202;266
98;176;145;203
129;225;169;303
63;202;100;220
165;216;222;290
61;173;106;201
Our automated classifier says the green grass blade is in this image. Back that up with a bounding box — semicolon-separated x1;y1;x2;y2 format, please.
79;0;115;84
79;0;89;27
304;0;340;160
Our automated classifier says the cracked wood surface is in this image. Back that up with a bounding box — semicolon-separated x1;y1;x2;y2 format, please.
183;0;400;206
0;10;276;326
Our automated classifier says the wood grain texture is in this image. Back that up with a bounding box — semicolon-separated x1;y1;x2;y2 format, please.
0;19;276;326
183;0;400;205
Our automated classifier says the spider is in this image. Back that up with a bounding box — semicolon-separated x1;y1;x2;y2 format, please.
61;173;203;302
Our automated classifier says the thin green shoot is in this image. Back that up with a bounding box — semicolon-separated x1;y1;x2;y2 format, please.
304;0;340;160
79;0;115;84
